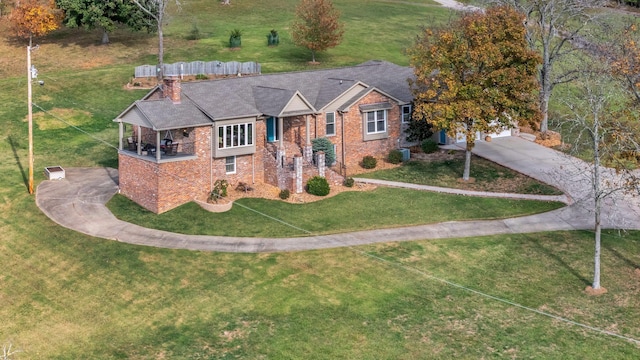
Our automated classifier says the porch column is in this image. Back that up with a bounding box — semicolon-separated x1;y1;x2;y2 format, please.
118;121;123;150
305;115;311;146
317;151;325;178
278;117;284;150
156;131;161;161
137;125;142;155
277;117;285;167
303;114;313;162
294;155;303;193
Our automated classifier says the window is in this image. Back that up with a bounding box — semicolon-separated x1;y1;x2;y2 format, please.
366;110;386;134
218;123;253;149
326;112;335;136
402;105;412;123
225;156;236;174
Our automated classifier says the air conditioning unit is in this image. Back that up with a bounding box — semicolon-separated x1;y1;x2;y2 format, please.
399;148;410;162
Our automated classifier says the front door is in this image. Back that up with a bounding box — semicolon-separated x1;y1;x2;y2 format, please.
267;117;279;142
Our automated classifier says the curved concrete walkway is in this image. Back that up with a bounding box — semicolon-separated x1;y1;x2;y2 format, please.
36;137;640;253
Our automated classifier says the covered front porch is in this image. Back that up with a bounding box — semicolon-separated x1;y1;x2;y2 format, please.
118;125;197;162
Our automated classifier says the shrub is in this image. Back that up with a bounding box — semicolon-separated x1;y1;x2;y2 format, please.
388;149;403;164
195;74;208;80
344;177;355;187
186;23;201;40
362;155;377;169
421;139;439;154
312;137;336;165
404;118;434;143
306;176;330;196
279;189;290;200
209;179;229;202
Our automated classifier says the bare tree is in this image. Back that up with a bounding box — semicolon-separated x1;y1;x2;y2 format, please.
563;69;640;293
131;0;181;84
490;0;606;133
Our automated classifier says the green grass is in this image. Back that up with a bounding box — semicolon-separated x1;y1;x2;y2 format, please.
2;219;640;358
359;157;563;195
1;0;639;358
108;187;564;237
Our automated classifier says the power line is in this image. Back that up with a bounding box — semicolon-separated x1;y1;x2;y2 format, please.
31;99;640;347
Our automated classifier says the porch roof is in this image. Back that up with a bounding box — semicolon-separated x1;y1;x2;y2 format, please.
123;98;213;131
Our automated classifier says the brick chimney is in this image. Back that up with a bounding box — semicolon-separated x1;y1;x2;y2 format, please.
163;77;181;104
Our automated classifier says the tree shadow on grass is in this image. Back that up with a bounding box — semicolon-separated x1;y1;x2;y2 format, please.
603;235;640;269
7;135;28;191
530;235;591;286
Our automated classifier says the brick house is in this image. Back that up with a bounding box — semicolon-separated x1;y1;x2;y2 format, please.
114;60;416;213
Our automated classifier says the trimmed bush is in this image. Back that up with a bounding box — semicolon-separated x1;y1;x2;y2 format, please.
306;176;330;196
312;137;336;165
344;177;355;187
388;149;403;164
279;189;290;200
362;155;377;169
421;139;439;154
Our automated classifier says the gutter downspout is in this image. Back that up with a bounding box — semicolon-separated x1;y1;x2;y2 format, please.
340;111;346;176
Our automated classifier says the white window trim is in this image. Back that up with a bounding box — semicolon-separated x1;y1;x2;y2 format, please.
225;156;236;174
366;110;387;135
402;105;412;123
326;112;336;136
218;123;254;149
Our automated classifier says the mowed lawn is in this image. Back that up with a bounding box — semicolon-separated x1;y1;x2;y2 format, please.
2;219;640;358
1;0;639;358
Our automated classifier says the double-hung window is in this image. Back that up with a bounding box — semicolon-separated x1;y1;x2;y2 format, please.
225;156;236;174
402;105;412;123
218;123;253;149
326;112;336;136
366;110;386;134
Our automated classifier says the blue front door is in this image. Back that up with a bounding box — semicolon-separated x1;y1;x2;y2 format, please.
267;117;278;142
439;130;447;144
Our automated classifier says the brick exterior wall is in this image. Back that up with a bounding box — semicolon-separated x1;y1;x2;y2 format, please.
119;127;211;213
120;90;402;212
313;91;402;175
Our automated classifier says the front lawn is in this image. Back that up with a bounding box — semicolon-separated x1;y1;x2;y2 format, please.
108;186;564;237
2;223;639;358
359;153;563;195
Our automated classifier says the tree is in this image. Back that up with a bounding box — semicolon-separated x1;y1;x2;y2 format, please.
9;0;62;46
55;0;152;44
291;0;344;63
563;69;640;293
612;24;640;104
490;0;605;133
131;0;180;84
409;6;540;181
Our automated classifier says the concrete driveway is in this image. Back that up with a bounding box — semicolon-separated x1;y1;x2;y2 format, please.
35;137;640;253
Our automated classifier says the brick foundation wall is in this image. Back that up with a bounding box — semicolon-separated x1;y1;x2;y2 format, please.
119;127;212;214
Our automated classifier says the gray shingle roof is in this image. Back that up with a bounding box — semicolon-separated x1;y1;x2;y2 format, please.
116;60;414;128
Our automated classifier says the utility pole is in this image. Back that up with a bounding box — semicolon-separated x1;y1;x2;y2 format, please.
27;44;34;194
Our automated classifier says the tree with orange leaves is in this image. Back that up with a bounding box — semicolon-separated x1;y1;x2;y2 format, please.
9;0;62;46
612;24;640;105
409;6;540;181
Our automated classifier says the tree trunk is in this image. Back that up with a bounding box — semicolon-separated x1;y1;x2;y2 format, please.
539;23;552;134
463;144;472;181
592;119;602;289
539;85;551;133
311;50;316;63
101;28;110;45
157;20;164;85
